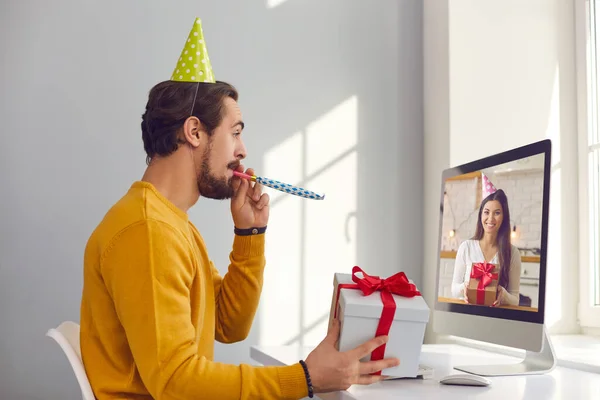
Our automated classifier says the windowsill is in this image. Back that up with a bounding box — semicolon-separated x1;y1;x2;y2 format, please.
437;333;600;374
550;334;600;373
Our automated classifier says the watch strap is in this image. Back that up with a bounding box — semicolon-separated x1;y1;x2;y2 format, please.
234;226;267;236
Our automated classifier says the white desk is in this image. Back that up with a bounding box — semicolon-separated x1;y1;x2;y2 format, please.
250;344;600;399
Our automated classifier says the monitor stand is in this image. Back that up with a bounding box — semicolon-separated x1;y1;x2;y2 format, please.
454;325;557;376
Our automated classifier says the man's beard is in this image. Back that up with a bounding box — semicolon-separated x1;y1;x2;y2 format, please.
196;147;238;200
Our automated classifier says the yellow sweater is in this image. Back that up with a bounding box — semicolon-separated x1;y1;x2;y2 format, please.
80;181;308;400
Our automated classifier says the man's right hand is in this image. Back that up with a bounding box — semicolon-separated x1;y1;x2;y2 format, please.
304;318;400;393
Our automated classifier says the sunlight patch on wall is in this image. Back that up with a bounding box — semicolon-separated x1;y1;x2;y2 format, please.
302;150;357;346
263;132;304;204
266;0;290;9
259;132;303;345
545;67;561;165
306;96;358;176
258;96;358;347
545;167;562;328
543;66;563;328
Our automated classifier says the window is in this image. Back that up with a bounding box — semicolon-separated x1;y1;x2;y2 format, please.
577;0;600;329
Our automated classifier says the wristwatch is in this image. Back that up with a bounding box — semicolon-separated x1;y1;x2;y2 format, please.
234;226;267;236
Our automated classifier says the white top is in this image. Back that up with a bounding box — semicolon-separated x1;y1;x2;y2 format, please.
450;239;521;306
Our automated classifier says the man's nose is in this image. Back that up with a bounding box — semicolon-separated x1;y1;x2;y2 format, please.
236;140;247;160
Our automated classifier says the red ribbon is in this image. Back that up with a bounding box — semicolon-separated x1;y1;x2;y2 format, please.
333;266;421;374
470;262;499;304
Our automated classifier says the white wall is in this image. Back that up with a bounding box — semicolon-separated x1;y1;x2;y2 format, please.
448;0;564;159
0;1;424;399
423;0;451;344
423;0;580;343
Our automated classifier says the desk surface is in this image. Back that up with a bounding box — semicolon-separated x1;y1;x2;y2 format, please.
250;344;600;400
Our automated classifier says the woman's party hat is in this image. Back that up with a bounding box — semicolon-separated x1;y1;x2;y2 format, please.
171;18;215;83
482;172;498;198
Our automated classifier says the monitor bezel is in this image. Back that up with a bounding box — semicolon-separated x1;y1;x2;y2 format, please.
434;139;551;325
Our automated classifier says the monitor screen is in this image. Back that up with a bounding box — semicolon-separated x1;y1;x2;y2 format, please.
435;140;550;324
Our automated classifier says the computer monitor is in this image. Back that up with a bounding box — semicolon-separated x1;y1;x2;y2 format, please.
433;139;556;376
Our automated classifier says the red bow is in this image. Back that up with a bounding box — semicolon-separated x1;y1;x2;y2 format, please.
333;266;421;374
470;262;498;304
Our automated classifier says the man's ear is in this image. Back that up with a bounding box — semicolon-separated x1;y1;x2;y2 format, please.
181;116;206;148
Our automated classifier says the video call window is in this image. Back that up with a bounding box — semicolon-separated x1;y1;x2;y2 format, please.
437;154;544;313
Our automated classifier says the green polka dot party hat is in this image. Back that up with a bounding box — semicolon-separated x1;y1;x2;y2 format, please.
171;18;215;83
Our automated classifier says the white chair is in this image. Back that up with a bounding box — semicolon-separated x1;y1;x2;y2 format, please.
46;321;95;400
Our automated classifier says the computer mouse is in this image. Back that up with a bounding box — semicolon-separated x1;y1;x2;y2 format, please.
439;373;491;387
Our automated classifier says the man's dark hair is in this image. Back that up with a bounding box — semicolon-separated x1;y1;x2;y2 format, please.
141;80;238;164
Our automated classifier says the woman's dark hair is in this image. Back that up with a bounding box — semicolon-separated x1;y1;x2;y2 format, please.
471;189;512;289
141;80;238;164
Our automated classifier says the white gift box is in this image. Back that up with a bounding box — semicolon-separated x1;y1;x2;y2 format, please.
328;272;430;378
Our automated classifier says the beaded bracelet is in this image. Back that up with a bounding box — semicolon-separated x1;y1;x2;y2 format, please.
299;360;314;398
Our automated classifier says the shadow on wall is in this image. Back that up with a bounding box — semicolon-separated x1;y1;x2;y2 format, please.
0;0;423;399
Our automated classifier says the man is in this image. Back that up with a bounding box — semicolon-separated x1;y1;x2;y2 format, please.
80;18;399;400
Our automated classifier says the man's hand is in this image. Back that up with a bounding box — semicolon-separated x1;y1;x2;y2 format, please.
304;319;400;393
231;165;270;229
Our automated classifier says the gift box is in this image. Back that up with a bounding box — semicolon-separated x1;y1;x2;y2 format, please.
466;262;499;306
327;267;430;378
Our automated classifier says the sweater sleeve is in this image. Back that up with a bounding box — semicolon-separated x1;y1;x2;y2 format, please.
100;220;308;400
210;234;266;344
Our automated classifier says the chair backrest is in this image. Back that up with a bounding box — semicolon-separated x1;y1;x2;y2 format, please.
46;321;95;400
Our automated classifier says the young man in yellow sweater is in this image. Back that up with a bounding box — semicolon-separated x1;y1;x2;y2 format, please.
79;18;399;400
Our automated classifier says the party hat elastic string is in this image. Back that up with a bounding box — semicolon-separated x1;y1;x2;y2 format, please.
190;82;200;116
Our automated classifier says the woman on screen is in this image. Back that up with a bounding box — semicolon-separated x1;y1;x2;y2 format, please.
450;173;521;306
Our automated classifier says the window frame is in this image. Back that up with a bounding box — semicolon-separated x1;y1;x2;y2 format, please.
577;0;600;329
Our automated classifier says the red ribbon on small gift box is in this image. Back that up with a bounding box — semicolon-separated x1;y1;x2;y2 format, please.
333;266;421;375
470;262;499;305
